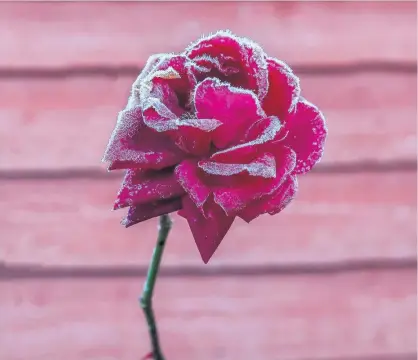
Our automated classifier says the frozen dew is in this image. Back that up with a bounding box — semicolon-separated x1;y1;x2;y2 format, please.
213;116;282;157
186;29;269;100
199;153;276;178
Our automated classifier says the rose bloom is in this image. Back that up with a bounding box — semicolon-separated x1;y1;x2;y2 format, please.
103;30;327;263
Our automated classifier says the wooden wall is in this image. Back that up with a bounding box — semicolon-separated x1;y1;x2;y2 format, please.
0;2;416;359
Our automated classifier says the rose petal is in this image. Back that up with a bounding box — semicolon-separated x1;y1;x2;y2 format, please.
141;79;184;126
194;54;240;75
137;55;223;156
189;54;241;83
210;116;283;164
136;54;170;84
137;55;197;111
114;168;184;210
266;175;298;216
155;55;197;107
212;147;296;216
175;160;211;215
262;58;300;119
142;106;221;133
142;86;222;156
180;195;235;263
102;106;185;170
143;111;221;156
128;53;171;107
170;124;216;156
186;30;269;100
134;56;198;130
239;174;298;223
198;153;276;178
282;98;327;174
194;77;266;149
122;197;182;228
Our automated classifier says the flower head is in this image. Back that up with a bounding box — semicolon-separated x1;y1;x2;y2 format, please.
103;30;327;263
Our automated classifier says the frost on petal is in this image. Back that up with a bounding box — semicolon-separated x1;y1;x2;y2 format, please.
211;147;296;216
210;116;283;164
143;106;221;156
135;54;197;112
189;54;241;83
155;55;198;108
133;55;199;133
172;113;222;156
194;54;241;75
140;63;221;156
262;58;300;119
143;107;221;133
282;98;327;174
194;78;266;149
180;195;235;263
266;175;298;216
141;76;184;126
114;168;184;210
198;153;276;178
102;106;185;170
239;174;298;223
128;53;170;107
107;160;142;171
122;197;182;228
185;30;269;100
175;160;211;215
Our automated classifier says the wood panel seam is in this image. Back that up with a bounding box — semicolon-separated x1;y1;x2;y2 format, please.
0;62;416;80
1;258;416;281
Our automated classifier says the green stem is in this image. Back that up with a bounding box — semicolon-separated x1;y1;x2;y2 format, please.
140;214;172;360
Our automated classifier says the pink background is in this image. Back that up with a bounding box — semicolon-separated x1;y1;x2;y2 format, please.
0;2;416;359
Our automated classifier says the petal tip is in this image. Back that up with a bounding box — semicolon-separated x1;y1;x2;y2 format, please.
200;254;211;264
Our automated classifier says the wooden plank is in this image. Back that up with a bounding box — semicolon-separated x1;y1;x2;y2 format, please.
0;2;416;69
0;72;416;171
0;172;415;267
0;269;416;360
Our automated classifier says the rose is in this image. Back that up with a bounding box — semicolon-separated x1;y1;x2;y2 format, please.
103;30;327;263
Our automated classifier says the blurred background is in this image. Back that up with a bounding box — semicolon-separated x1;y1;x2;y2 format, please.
0;1;417;359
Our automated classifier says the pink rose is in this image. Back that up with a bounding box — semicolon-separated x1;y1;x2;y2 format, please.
103;30;327;263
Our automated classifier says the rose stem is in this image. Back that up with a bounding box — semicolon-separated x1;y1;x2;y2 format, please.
140;214;172;360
